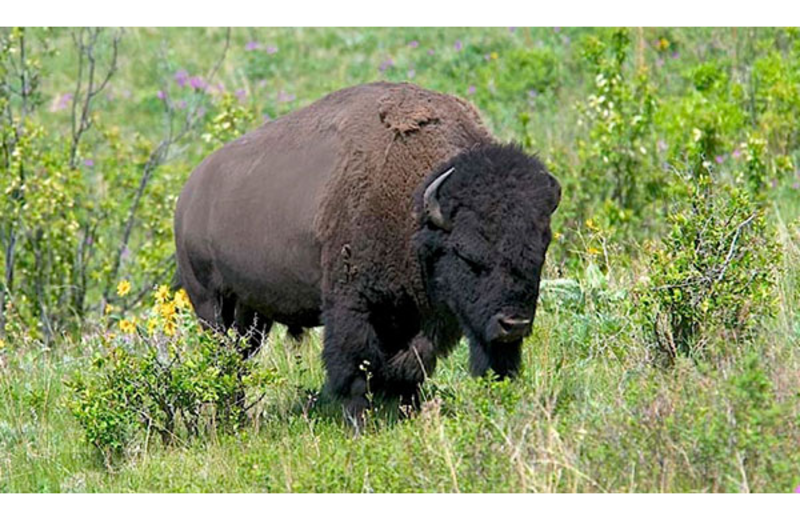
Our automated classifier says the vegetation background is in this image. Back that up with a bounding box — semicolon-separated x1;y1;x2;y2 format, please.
0;27;798;492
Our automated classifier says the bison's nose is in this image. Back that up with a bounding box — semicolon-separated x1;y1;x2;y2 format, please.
490;313;531;343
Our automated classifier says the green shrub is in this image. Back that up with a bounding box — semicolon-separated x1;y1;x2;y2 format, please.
0;27;258;340
640;171;781;361
576;28;659;214
66;286;279;462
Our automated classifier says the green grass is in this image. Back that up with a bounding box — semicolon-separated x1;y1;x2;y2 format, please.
3;265;799;492
1;27;800;492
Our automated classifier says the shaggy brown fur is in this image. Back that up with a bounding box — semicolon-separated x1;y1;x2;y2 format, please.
315;82;493;304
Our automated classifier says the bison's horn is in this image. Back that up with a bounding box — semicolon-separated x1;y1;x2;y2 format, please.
423;167;455;231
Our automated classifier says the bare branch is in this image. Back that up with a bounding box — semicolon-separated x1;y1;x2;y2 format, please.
716;213;757;283
105;28;231;300
69;28;122;169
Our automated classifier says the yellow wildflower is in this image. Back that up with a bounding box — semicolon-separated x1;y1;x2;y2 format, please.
174;288;192;310
657;38;670;51
585;218;598;231
163;319;177;337
155;284;171;304
104;303;117;315
147;318;159;335
116;280;131;297
0;338;5;349
587;246;601;256
490;51;499;60
159;301;177;321
119;318;136;334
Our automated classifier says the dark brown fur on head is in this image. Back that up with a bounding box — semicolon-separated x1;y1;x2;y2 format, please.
413;143;561;378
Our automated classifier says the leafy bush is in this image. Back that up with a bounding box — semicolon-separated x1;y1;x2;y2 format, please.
576;28;659;215
67;285;278;462
640;171;781;361
0;28;257;341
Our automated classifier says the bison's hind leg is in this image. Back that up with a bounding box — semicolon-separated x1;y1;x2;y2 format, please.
286;325;306;344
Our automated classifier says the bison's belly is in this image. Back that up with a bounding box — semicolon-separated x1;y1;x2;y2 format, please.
212;225;324;327
200;127;337;328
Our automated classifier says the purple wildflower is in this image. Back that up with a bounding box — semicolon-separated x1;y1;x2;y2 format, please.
197;106;206;118
174;69;189;88
266;45;278;55
157;90;166;100
212;82;226;94
258;79;268;88
467;85;476;95
732;148;741;159
554;27;561;33
379;59;394;72
277;91;295;103
235;89;247;102
409;40;419;48
484;54;491;61
528;89;538;99
715;155;724;164
427;49;435;56
189;76;207;91
83;159;94;167
793;182;800;190
562;36;571;45
177;100;188;110
671;51;680;59
771;179;778;189
454;40;463;51
407;69;416;79
657;140;668;152
52;93;73;112
245;41;261;51
509;27;516;33
795;484;800;493
656;57;665;67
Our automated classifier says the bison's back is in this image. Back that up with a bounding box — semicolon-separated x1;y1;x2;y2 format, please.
175;99;344;325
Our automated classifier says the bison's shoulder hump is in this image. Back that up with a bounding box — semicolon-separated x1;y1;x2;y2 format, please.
374;83;486;137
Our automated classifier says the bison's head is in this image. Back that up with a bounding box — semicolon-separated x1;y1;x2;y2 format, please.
413;143;560;379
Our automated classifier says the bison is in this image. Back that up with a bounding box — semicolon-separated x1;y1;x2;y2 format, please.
174;82;561;425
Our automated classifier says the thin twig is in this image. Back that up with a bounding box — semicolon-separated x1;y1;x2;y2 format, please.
717;213;756;283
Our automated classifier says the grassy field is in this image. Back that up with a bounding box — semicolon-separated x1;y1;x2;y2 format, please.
1;27;799;492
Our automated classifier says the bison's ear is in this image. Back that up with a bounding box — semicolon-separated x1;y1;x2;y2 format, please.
424;167;455;231
547;173;561;214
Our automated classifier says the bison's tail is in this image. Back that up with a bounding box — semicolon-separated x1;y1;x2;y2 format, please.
170;264;183;292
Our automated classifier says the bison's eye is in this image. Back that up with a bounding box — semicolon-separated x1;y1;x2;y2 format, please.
455;250;487;276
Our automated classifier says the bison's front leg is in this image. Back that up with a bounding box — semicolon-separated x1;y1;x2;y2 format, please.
321;302;384;430
488;341;522;379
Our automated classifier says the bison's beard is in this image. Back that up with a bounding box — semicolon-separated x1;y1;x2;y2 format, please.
463;327;523;379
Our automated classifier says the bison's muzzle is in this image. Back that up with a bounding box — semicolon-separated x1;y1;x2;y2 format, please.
487;313;532;344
